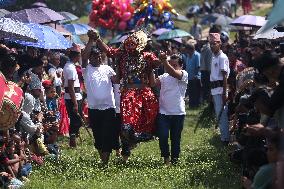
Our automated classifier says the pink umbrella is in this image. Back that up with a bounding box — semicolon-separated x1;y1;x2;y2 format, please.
230;15;266;27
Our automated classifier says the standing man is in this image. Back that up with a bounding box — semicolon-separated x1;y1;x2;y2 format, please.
82;42;118;165
209;33;230;145
63;46;83;148
183;41;201;108
190;17;202;41
47;52;63;96
200;39;212;103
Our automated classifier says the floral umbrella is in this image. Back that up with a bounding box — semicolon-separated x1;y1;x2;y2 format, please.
0;17;37;42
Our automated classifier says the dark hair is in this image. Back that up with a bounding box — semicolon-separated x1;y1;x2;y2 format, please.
170;54;183;67
0;53;18;75
68;51;80;61
90;46;101;56
254;50;279;72
250;39;272;50
31;57;44;68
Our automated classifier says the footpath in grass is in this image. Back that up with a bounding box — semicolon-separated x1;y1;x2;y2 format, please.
24;107;241;189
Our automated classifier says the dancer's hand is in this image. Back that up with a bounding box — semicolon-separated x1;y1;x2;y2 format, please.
159;51;167;62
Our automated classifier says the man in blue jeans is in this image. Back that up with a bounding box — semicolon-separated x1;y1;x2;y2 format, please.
150;53;188;165
209;33;230;146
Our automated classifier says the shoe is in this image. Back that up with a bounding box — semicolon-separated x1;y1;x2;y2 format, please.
69;134;77;148
164;157;171;166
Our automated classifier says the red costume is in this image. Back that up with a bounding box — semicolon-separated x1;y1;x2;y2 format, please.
106;31;159;143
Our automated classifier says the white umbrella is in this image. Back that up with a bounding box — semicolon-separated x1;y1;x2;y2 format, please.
254;28;284;39
230;15;266;27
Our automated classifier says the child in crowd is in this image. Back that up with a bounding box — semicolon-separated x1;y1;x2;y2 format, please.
150;53;188;165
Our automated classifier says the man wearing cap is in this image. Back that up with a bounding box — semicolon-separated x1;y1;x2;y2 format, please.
63;46;83;148
209;33;230;145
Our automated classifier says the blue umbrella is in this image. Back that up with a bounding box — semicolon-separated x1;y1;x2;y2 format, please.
59;12;79;23
71;35;85;48
13;23;72;49
0;0;16;8
63;23;92;35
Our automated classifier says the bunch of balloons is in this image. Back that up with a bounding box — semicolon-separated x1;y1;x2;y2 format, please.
89;0;135;31
129;0;178;29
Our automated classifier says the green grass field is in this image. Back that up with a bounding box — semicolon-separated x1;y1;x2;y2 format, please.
24;107;241;189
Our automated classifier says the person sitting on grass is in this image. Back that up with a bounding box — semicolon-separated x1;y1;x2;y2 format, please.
150;53;188;165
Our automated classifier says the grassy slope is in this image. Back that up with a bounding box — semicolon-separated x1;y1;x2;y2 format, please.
24;107;240;189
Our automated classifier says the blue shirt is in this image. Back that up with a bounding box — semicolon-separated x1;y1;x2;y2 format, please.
46;98;57;111
183;51;201;80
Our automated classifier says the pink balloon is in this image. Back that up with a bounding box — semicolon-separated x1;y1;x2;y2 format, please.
120;3;127;12
118;21;127;30
121;12;132;21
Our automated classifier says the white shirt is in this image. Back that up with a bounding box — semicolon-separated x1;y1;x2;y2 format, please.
83;64;116;110
158;70;188;115
210;50;230;95
48;63;62;87
113;84;121;113
63;62;82;100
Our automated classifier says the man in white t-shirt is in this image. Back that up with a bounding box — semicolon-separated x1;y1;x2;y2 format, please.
150;53;188;165
209;33;230;146
63;47;83;148
82;45;118;165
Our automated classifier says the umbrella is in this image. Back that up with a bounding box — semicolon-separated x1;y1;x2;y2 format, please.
0;0;17;8
71;35;85;48
230;15;266;27
47;23;72;36
31;2;48;8
63;23;92;35
12;23;72;49
200;13;232;27
109;34;128;44
5;7;65;24
59;12;79;23
0;17;37;42
109;34;123;44
152;28;170;36
157;29;192;40
0;9;9;17
254;28;284;39
172;14;190;22
258;0;283;33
